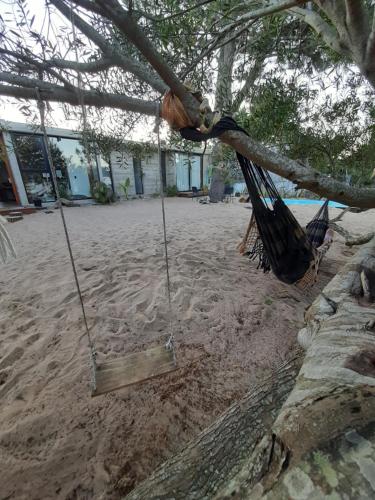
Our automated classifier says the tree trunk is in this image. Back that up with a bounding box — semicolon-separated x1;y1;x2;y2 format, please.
123;237;375;499
125;353;303;499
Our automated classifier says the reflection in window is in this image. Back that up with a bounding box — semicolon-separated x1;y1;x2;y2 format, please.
49;137;94;199
12;133;56;203
99;155;112;188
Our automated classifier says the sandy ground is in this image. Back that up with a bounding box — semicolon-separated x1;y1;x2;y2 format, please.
0;198;373;500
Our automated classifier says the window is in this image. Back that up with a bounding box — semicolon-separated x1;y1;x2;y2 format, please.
49;137;97;199
12;133;55;203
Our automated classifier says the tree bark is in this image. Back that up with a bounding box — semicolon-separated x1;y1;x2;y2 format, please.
0;83;157;115
122;238;375;499
125;353;303;500
220;130;375;208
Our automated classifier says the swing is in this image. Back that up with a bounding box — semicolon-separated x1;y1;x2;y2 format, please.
36;90;177;396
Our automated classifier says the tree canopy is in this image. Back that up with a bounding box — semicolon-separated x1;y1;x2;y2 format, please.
0;0;374;206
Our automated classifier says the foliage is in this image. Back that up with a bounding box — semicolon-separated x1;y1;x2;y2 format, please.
165;185;178;197
91;181;114;204
119;177;131;199
1;0;375;197
234;77;375;186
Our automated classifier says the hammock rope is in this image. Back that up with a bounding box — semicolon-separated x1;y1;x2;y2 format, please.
180;116;330;285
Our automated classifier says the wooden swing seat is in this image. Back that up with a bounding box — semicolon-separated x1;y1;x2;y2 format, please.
92;345;176;396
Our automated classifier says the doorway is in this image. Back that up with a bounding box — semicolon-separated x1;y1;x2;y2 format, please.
175;152;202;191
12;133;56;203
0;134;18;207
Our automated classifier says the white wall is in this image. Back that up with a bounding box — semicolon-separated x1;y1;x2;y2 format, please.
141;151;161;195
110;150;136;198
165;151;176;187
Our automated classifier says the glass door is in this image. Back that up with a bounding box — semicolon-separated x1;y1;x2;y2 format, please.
12;133;55;203
48;137;93;199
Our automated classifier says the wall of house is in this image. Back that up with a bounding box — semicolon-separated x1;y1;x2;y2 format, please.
1;121;210;204
109;150;137;198
141;151;162;195
165;151;176;188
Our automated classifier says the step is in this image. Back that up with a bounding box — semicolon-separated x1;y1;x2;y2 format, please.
6;215;23;223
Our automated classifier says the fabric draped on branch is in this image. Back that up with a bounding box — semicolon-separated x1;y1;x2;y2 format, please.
180;117;329;285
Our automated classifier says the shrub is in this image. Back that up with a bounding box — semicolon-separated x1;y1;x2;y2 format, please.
119;177;131;200
92;181;114;204
166;185;178;197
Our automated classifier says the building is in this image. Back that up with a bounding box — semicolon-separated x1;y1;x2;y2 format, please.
0;121;211;208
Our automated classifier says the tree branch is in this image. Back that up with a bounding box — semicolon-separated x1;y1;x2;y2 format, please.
220;129;375;208
92;0;200;123
365;10;375;73
289;6;349;56
0;48;75;90
232;58;264;112
219;0;306;36
50;0;167;94
344;0;370;62
49;57;114;73
126;352;302;500
158;0;216;22
0;80;157;116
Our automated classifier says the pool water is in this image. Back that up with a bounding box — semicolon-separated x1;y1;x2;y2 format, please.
263;198;347;208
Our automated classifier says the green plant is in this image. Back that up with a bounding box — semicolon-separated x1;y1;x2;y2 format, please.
264;296;273;306
166;185;178;197
92;181;113;204
119;177;131;199
57;180;70;200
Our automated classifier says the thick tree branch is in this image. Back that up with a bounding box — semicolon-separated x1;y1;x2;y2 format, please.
344;0;370;63
365;11;375;73
214;41;236;112
290;6;348;56
92;0;200;123
220;129;375;208
50;0;167;94
0;82;157;116
127;352;302;500
232;58;264;112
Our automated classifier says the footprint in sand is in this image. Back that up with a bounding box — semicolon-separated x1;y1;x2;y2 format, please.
25;333;40;346
53;309;65;319
0;346;24;370
0;369;9;386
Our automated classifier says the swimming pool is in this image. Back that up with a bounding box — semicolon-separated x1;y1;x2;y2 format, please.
263;198;347;208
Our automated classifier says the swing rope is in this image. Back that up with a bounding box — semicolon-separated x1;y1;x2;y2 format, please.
35;87;97;391
155;102;175;360
70;4;97;189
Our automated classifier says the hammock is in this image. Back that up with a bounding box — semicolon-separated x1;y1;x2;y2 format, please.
180;117;330;285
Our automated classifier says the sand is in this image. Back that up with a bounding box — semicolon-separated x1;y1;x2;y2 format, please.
0;198;373;499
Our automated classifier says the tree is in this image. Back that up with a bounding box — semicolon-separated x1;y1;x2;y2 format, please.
1;3;375;498
0;0;374;206
125;237;375;500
